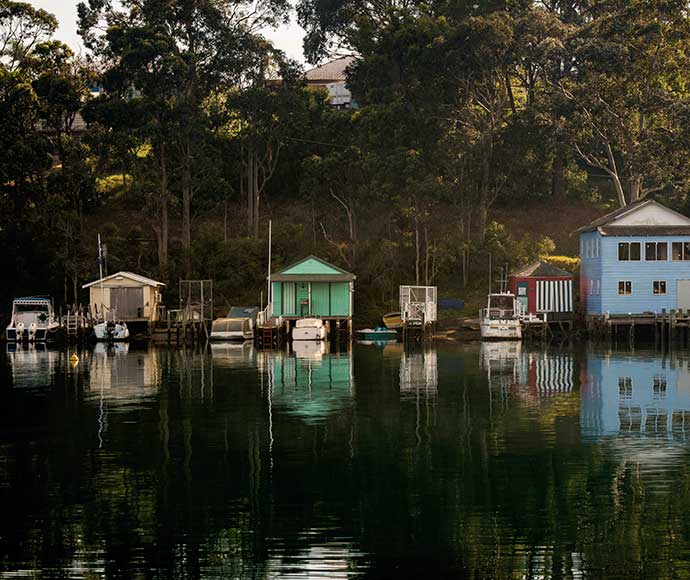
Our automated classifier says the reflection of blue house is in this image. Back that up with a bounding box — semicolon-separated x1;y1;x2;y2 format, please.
578;199;690;316
580;354;690;437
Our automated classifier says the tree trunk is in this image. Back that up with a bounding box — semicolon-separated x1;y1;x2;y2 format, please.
424;227;430;286
246;147;254;236
478;153;491;239
415;212;420;285
158;146;169;279
551;146;567;200
630;176;642;203
253;155;260;238
182;153;192;278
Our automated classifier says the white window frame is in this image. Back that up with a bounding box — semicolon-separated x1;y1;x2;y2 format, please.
618;242;641;261
618;280;633;296
653;280;667;295
645;241;668;261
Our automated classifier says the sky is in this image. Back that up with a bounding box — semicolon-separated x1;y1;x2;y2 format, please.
26;0;308;63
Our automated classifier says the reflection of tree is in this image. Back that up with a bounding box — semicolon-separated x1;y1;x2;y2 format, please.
5;347;690;578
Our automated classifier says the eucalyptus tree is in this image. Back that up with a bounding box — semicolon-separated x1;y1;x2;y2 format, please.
78;0;291;277
561;0;690;207
0;0;56;71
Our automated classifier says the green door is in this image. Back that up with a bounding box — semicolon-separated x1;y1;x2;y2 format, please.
282;282;296;315
311;283;331;317
330;283;350;316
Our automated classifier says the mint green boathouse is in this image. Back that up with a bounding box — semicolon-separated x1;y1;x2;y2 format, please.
269;255;355;331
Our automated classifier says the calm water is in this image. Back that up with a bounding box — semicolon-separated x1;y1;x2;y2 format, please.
2;341;690;579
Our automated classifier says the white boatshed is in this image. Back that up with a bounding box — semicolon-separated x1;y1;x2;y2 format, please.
83;271;165;322
400;286;438;326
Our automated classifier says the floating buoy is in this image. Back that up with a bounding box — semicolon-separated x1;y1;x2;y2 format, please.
70;353;79;365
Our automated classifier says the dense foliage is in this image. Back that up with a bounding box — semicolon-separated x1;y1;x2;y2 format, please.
2;0;690;317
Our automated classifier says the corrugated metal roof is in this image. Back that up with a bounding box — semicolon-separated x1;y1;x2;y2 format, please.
305;56;356;83
576;199;654;233
82;271;165;288
511;261;574;278
577;199;690;234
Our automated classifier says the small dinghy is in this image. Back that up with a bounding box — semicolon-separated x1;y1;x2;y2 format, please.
382;312;403;330
357;327;398;341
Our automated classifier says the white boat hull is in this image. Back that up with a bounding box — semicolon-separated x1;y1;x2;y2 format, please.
209;330;253;341
292;327;327;341
480;319;522;340
94;321;130;341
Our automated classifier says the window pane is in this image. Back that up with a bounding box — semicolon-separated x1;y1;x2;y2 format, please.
646;242;656;260
684;242;690;260
630;243;641;261
619;243;629;261
618;281;625;294
658;243;668;261
626;281;632;294
661;281;667;294
673;242;683;260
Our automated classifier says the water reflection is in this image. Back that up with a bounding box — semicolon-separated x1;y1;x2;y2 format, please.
480;341;575;400
260;344;354;425
6;342;62;389
399;348;438;398
3;344;690;578
581;352;690;439
210;341;257;369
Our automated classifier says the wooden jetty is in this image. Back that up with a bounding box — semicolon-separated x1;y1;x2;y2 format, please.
587;310;690;348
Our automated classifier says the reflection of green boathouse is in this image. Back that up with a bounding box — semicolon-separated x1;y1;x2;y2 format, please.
260;349;354;424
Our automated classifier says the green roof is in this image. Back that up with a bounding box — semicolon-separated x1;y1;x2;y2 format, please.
271;255;355;282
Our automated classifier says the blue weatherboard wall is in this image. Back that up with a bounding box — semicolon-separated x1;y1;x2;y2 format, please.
580;233;690;315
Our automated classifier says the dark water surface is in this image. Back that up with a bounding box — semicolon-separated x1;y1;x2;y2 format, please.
2;341;690;579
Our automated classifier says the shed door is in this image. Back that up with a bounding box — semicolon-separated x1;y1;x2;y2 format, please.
516;282;529;313
678;280;690;310
282;283;296;316
110;287;144;318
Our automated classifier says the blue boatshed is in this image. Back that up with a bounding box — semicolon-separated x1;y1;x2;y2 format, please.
578;199;690;316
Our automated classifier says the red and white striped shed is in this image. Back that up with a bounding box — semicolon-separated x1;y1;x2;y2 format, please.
507;261;575;320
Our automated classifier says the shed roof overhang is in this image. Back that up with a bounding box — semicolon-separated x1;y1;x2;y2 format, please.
271;274;355;283
598;225;690;236
82;271;166;289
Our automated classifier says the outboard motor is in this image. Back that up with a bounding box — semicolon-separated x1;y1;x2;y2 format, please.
106;320;116;342
16;322;24;342
28;322;37;342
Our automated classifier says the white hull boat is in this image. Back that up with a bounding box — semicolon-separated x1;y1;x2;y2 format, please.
480;319;523;340
210;317;254;341
6;297;61;342
480;293;523;341
94;320;130;341
292;318;327;341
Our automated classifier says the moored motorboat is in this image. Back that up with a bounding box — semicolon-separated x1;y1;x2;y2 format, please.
210;307;258;341
292;318;327;341
480;293;523;340
93;319;130;341
210;317;254;341
5;297;62;342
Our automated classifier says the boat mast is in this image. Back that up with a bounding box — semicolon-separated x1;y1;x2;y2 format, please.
267;219;272;316
98;234;105;320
